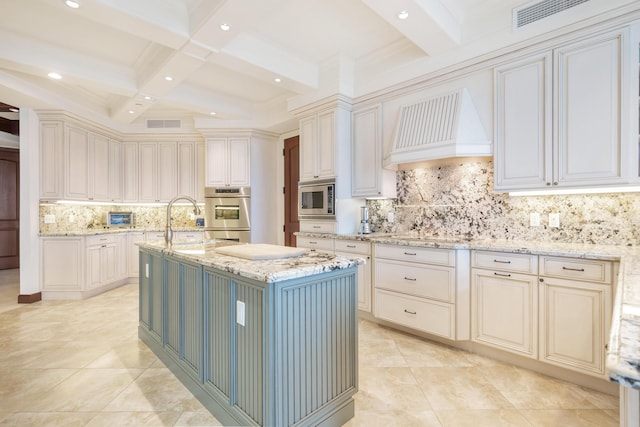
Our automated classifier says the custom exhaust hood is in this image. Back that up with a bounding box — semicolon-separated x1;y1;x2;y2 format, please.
384;88;492;167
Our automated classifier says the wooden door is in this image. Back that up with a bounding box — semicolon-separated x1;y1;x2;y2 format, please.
283;136;299;247
0;148;19;269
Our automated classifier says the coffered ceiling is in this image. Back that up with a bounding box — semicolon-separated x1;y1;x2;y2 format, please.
0;0;637;134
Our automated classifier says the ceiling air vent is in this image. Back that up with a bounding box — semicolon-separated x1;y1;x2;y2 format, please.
514;0;591;29
146;119;182;129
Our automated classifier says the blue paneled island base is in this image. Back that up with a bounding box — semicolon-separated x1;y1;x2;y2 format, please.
138;242;361;426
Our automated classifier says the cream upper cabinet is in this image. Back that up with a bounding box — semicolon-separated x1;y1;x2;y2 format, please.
494;28;631;192
177;141;201;200
205;137;250;187
351;104;396;198
108;139;122;202
89;132;110;202
122;142;139;203
139;142;178;202
300;110;336;181
64;126;90;200
39;121;64;199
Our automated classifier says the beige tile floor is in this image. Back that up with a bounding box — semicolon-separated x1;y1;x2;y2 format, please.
0;269;619;426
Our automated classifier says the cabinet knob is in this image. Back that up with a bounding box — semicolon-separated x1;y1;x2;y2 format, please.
546;182;551;186
553;182;558;186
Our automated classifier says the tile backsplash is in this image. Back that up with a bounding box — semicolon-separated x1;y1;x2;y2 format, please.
40;204;203;234
366;159;640;245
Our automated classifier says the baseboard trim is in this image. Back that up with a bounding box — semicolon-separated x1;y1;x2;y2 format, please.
18;292;42;304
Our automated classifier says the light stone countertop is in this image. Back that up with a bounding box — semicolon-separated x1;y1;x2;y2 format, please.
138;240;365;284
40;227;204;237
297;231;640;389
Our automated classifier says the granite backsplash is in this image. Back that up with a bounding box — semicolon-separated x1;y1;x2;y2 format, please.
366;159;640;246
40;203;203;234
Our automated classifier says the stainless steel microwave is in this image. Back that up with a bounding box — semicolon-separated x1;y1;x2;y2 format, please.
298;180;335;219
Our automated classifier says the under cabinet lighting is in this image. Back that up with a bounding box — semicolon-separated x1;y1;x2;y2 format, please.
51;200;204;207
509;186;640;197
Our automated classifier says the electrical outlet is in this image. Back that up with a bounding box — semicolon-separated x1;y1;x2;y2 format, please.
387;212;395;223
530;212;540;227
44;214;56;224
68;214;75;223
549;213;560;228
236;300;245;326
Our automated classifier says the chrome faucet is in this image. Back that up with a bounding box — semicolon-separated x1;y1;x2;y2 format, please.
165;195;201;246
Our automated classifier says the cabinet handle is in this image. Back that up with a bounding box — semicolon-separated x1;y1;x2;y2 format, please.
346;245;356;248
100;238;107;241
404;252;417;256
309;241;317;244
493;259;511;264
562;266;585;272
404;309;417;315
404;277;417;281
313;226;321;229
494;272;511;277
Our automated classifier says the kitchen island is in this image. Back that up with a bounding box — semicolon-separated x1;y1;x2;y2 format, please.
137;240;363;427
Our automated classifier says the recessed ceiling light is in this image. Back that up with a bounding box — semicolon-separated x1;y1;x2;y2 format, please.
128;110;135;114
8;107;19;113
47;72;62;80
164;76;173;81
220;23;231;31
210;112;217;116
274;77;282;83
143;95;152;100
65;0;80;9
398;10;409;20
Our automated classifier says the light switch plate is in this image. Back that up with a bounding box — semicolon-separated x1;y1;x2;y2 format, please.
44;214;56;224
236;301;245;326
549;213;560;228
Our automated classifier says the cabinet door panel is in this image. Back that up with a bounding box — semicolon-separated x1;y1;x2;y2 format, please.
539;277;611;376
299;117;317;181
317;110;336;178
352;106;381;196
122;142;139;202
157;142;177;202
555;31;625;185
65;126;89;199
337;251;371;312
472;269;537;358
108;140;122;202
228;138;250;186
40;121;64;199
494;54;551;190
87;246;102;289
91;133;110;201
178;142;196;199
203;269;231;398
138;143;157;202
205;138;228;187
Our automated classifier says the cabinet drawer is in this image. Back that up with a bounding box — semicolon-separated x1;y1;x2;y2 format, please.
85;234;117;247
375;244;454;266
540;256;612;284
174;231;204;242
334;239;370;255
145;231;166;241
375;289;454;339
296;236;334;252
375;259;454;302
472;251;538;274
299;221;336;233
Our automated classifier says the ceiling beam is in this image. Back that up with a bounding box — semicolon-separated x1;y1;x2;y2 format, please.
361;0;461;56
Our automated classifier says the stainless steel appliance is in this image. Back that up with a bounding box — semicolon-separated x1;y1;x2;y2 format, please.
204;187;251;243
298;179;335;219
359;206;371;234
104;211;135;228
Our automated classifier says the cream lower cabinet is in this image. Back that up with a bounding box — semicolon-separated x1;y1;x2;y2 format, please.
296;236;334;254
539;256;613;378
128;232;145;278
374;244;459;339
471;251;539;358
335;239;372;312
41;237;83;294
86;234;127;289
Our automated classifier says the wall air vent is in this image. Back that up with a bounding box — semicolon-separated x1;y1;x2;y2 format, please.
514;0;591;29
146;119;182;129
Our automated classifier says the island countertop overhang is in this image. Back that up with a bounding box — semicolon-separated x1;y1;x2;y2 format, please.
138;240;365;284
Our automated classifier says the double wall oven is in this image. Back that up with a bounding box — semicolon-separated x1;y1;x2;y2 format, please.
204;187;251;243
